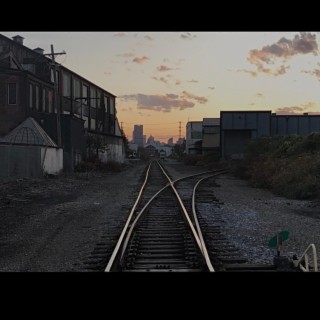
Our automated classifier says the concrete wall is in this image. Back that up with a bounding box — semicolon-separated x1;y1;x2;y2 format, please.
41;147;63;175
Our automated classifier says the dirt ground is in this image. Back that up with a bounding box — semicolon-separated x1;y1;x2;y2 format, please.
0;160;146;271
1;159;319;272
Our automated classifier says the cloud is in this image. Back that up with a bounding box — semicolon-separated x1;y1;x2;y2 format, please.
250;103;255;106
187;79;198;83
248;32;318;76
208;86;215;90
180;32;196;40
137;94;194;112
117;52;135;58
157;65;173;72
175;80;181;85
255;93;264;98
118;91;206;112
302;68;320;80
151;76;169;84
104;72;112;75
132;56;150;64
166;94;179;99
114;32;126;37
236;69;258;77
118;94;137;101
144;35;153;41
274;102;316;115
181;91;208;104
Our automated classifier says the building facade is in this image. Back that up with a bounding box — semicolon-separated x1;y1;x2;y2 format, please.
0;34;125;171
186;121;202;154
220;111;320;159
133;125;144;147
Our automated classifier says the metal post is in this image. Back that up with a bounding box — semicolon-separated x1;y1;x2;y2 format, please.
51;45;61;147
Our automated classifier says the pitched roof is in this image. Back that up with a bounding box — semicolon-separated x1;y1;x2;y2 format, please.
1;117;57;147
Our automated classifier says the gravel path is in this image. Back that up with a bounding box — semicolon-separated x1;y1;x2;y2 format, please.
213;174;320;266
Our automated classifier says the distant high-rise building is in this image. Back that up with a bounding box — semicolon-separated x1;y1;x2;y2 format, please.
133;125;144;147
143;135;147;145
147;135;155;144
167;137;174;146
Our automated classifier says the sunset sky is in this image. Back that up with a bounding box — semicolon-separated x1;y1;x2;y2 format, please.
2;31;320;142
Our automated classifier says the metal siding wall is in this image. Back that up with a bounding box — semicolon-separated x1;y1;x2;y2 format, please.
276;117;287;135
246;113;257;129
271;117;277;135
233;113;246;129
257;113;270;136
222;113;233;129
0;145;41;178
298;117;309;135
287;117;298;135
310;117;320;133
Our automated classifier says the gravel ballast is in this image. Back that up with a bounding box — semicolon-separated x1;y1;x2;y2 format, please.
1;159;319;271
213;174;320;266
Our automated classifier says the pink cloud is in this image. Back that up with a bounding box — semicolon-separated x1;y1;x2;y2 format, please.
132;56;150;64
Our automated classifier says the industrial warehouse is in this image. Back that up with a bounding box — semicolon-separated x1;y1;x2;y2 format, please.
185;111;320;159
0;34;125;177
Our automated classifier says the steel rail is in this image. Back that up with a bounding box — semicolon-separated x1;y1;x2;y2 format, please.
104;162;153;272
105;160;228;271
191;172;229;272
156;161;204;254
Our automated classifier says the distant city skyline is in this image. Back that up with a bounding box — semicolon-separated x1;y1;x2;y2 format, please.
2;31;320;142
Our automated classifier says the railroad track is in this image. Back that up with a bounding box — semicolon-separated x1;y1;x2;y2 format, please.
105;160;227;272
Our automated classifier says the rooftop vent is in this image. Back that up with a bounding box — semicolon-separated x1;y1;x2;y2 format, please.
12;35;24;45
33;47;44;55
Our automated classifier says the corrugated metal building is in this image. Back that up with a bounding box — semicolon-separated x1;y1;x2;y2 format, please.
220;111;271;159
221;111;320;159
271;113;320;136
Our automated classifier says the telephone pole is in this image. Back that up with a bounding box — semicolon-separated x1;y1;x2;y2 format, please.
46;45;66;147
179;121;182;140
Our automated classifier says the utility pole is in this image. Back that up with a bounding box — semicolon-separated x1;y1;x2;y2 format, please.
47;45;66;147
179;121;182;140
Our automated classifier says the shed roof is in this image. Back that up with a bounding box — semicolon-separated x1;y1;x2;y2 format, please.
1;117;57;147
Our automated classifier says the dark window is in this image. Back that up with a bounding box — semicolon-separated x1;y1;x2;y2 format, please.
8;83;17;105
29;84;33;108
82;85;88;105
35;86;39;110
42;88;46;112
48;90;53;113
